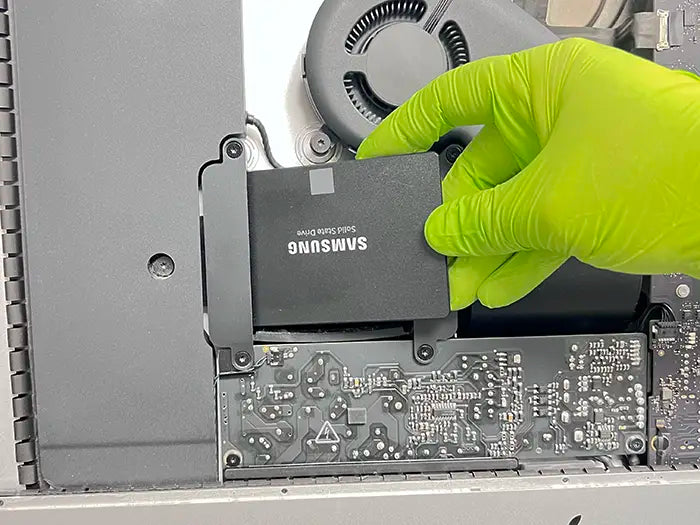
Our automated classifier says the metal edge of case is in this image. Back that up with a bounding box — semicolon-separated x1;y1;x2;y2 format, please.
0;0;37;487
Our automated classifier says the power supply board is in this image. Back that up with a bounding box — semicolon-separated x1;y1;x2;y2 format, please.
649;302;700;465
219;334;647;477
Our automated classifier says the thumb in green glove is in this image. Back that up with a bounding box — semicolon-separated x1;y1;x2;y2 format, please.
357;38;700;310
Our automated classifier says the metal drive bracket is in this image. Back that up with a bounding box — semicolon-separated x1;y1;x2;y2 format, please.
413;312;458;365
200;138;255;375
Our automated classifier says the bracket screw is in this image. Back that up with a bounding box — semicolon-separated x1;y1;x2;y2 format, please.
226;140;244;159
309;131;332;156
415;344;435;364
234;350;253;369
445;145;463;164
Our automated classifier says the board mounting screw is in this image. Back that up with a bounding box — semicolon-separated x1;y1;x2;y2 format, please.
415;344;435;364
676;284;691;298
226;140;244;159
233;350;253;369
626;436;646;454
224;451;242;467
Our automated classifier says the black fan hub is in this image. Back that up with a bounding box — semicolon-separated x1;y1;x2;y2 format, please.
365;23;447;107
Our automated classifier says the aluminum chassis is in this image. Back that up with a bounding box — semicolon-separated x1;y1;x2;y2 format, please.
2;469;700;524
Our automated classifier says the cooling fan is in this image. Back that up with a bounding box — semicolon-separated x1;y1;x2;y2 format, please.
304;0;558;150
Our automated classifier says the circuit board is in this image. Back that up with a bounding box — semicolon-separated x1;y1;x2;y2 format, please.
648;302;700;465
219;334;647;475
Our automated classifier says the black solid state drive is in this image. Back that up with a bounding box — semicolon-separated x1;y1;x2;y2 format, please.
248;152;449;327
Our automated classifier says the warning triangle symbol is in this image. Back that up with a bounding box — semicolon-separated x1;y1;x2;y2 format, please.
314;420;340;444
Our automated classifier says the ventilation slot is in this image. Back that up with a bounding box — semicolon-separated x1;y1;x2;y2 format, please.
439;21;469;68
345;0;427;54
0;2;39;487
344;72;394;125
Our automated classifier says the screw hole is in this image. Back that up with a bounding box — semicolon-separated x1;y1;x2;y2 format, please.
569;515;582;525
562;477;569;483
281;488;288;495
148;253;175;279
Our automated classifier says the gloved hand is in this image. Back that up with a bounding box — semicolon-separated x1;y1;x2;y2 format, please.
357;38;700;310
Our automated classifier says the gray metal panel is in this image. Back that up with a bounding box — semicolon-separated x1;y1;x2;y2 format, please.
11;0;246;487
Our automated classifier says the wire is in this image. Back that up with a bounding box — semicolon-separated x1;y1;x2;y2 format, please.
609;0;630;28
246;113;284;169
635;303;677;332
661;303;676;322
587;0;608;27
587;0;630;29
592;455;614;469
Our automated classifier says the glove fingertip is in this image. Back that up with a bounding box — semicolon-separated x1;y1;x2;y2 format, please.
477;287;519;309
424;205;448;253
450;290;476;311
355;138;374;160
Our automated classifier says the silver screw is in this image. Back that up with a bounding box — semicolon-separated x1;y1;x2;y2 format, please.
676;284;691;298
309;131;332;156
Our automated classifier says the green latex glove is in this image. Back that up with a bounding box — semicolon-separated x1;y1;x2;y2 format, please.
357;38;700;310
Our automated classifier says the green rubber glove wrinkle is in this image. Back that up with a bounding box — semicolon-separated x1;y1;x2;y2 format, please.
357;38;700;309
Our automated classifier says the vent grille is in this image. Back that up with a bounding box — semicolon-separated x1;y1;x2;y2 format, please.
344;72;394;125
439;21;469;68
345;0;427;54
0;2;39;487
